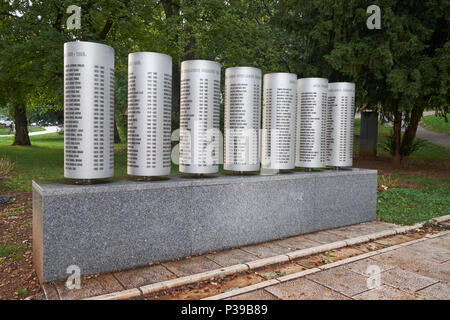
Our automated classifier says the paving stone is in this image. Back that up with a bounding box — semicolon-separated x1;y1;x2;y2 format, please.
402;239;450;263
303;231;346;244
42;283;60;300
353;285;422;300
226;289;280;300
162;256;222;277
95;274;124;292
114;264;176;289
371;247;450;281
327;221;396;239
206;249;259;267
380;268;439;293
54;278;106;300
326;225;375;239
306;266;369;297
359;221;398;229
273;236;321;250
265;277;350;300
344;258;395;276
416;282;450;300
240;243;289;258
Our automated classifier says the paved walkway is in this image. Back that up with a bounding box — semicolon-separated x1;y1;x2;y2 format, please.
358;111;449;149
41;220;402;300
416;125;449;149
228;231;450;300
0;126;60;137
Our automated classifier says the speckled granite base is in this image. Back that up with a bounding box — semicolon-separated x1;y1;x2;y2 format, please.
33;169;377;282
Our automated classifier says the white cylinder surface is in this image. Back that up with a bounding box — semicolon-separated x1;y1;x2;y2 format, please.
179;60;221;174
224;67;262;171
261;73;297;170
64;41;114;179
295;78;328;168
127;52;172;176
326;82;355;167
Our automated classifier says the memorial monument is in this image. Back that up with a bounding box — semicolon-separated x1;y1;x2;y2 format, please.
63;41;115;181
179;60;221;174
295;78;328;169
224;67;262;172
261;73;297;170
32;44;376;283
326;82;356;168
127;52;172;177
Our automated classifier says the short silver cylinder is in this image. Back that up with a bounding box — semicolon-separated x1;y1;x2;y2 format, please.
295;78;328;168
179;60;221;174
64;41;115;179
326;82;355;167
261;73;297;170
127;52;172;177
224;67;262;172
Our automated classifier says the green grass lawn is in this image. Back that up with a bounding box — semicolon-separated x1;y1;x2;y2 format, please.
355;117;450;225
420;114;450;135
1;120;449;226
376;174;450;225
0;133;129;190
0;126;45;135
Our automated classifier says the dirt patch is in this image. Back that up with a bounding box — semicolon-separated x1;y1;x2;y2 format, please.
353;155;450;179
0;190;41;300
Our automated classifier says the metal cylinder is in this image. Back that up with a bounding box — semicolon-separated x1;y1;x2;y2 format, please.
224;67;261;172
326;82;355;167
127;52;172;177
261;73;297;170
179;60;221;174
295;78;328;168
64;41;114;180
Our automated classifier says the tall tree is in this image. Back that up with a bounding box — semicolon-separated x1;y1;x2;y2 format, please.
275;0;449;164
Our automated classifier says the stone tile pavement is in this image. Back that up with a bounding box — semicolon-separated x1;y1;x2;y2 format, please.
228;233;450;300
43;220;399;300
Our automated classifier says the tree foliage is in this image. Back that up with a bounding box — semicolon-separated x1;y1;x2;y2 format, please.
0;0;448;160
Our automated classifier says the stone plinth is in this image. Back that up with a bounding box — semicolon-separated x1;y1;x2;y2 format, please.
33;169;377;282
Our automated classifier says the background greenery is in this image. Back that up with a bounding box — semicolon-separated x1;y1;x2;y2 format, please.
420;114;450;134
0;0;448;158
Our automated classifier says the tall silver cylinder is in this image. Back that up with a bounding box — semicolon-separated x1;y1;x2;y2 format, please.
64;41;114;179
179;60;221;174
261;73;297;170
326;82;355;167
127;52;172;177
295;78;328;168
224;67;261;172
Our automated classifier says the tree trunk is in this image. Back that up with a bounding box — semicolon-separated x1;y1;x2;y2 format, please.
172;62;181;115
392;111;402;165
161;0;182;117
401;105;424;162
13;103;31;146
114;117;121;144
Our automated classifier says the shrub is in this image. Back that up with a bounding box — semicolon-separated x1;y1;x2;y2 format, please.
380;133;426;157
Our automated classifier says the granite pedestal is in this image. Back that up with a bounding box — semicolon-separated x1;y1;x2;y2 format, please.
33;169;377;283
